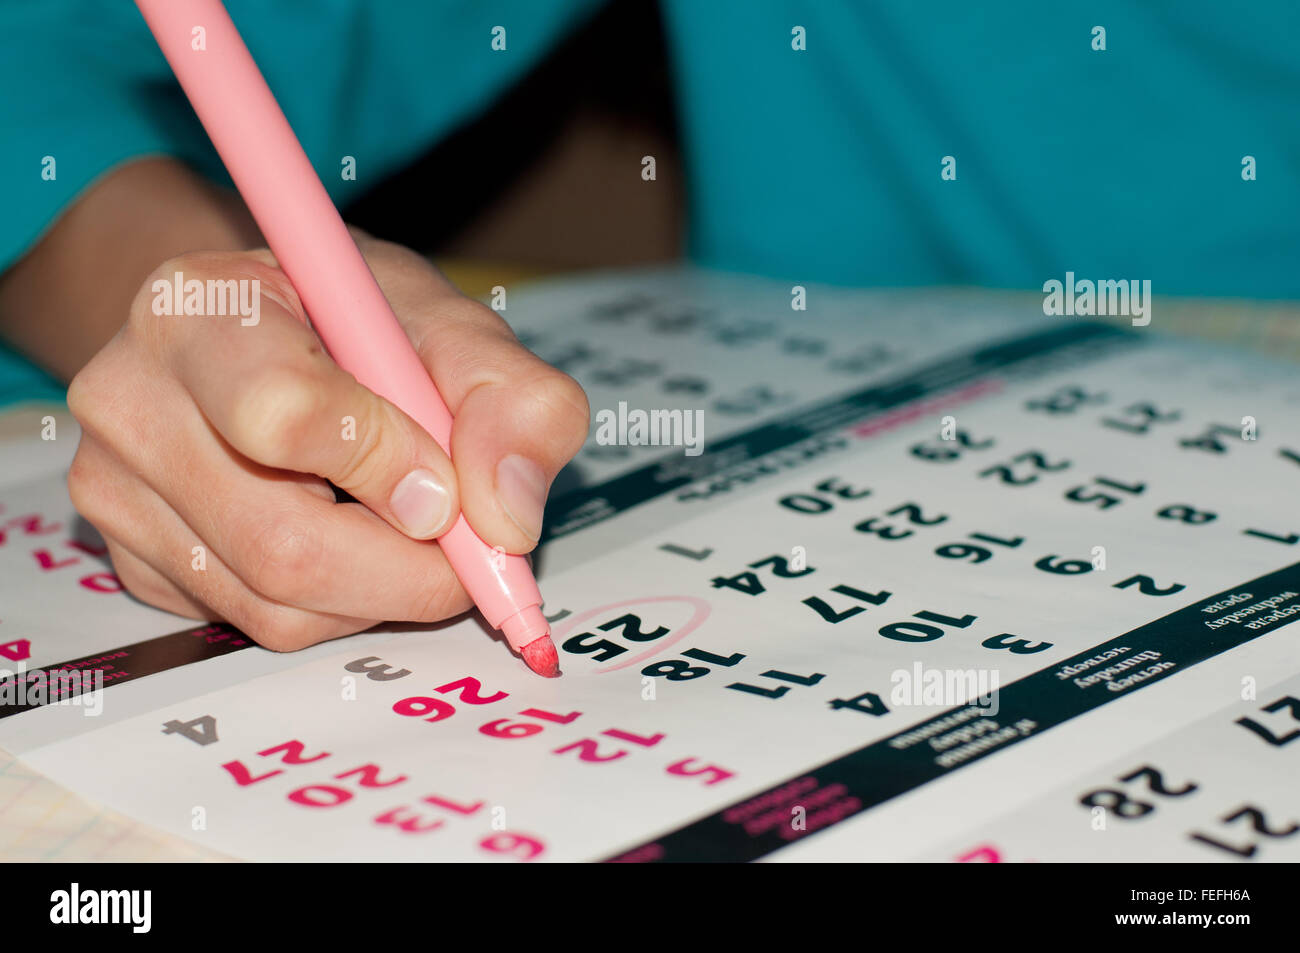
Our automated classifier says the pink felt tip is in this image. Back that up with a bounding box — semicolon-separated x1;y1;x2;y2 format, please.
502;605;558;677
520;636;560;679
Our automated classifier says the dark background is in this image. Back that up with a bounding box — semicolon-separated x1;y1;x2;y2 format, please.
345;0;684;271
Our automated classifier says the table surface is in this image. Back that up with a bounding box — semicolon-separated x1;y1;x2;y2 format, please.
2;273;1296;861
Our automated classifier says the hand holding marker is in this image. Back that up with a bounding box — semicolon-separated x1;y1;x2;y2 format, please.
133;0;561;676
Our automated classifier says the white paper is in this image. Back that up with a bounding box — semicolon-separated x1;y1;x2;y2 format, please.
4;268;1299;861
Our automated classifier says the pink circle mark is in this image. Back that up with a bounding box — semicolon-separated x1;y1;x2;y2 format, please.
551;596;713;673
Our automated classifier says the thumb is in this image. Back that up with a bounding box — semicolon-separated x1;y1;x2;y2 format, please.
451;363;590;550
162;258;464;541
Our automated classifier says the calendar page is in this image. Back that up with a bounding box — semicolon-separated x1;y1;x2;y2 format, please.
2;269;1299;862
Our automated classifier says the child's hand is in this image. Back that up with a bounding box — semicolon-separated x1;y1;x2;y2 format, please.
65;236;589;650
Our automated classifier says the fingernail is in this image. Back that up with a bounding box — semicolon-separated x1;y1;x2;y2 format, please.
496;454;547;542
389;469;452;539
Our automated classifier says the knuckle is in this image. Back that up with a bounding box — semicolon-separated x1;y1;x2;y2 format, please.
411;298;511;363
67;346;156;453
129;253;205;339
130;253;304;350
236;602;323;652
230;366;324;466
114;559;173;609
65;355;118;436
243;516;324;604
440;294;500;327
332;399;393;490
64;369;94;426
523;370;590;454
65;450;100;519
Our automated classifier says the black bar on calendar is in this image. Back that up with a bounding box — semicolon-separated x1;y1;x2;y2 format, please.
543;321;1138;540
0;622;254;718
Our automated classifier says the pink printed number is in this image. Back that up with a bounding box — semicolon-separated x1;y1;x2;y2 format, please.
479;832;545;861
78;572;123;593
221;760;283;787
393;695;456;722
32;549;78;571
374;806;445;834
666;758;734;785
479;708;583;740
258;740;330;765
434;676;508;705
0;639;31;662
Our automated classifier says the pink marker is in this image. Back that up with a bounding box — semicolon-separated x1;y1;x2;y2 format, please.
134;0;559;677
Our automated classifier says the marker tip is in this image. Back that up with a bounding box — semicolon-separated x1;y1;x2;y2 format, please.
521;635;561;678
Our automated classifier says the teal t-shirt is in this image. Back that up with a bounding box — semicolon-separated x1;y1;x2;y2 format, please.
2;0;1298;405
662;0;1300;292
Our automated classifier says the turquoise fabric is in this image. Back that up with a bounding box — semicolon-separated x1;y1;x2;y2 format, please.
2;0;1297;406
0;342;64;407
658;0;1300;293
0;0;603;407
1;0;604;274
